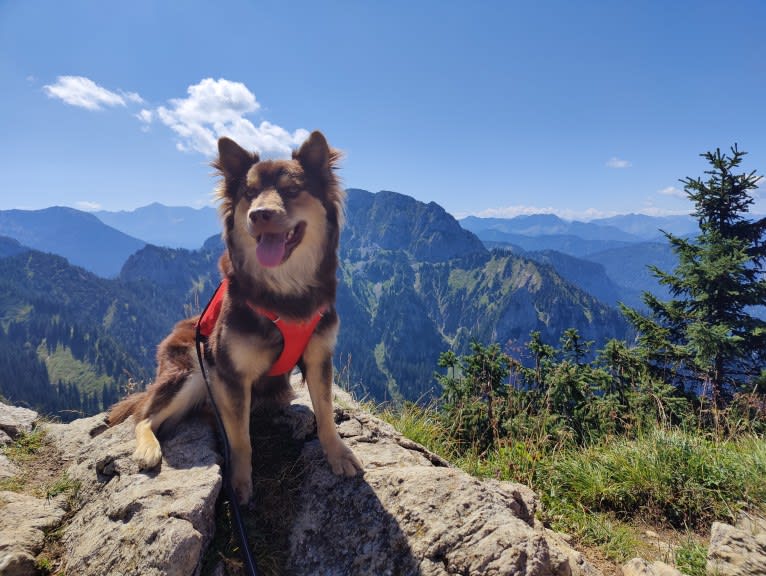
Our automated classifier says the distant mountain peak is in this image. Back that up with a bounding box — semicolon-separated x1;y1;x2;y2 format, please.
0;207;145;277
95;204;219;249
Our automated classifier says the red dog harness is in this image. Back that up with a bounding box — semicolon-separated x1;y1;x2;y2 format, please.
197;278;325;376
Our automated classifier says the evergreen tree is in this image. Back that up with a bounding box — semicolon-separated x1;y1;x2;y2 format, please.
623;145;766;406
436;342;513;449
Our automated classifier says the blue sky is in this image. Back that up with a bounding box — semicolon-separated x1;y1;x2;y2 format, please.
1;0;764;219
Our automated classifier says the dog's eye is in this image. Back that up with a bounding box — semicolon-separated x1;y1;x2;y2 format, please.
244;188;260;199
280;186;301;198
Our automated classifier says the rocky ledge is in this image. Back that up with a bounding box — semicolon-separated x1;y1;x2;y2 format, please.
6;380;600;576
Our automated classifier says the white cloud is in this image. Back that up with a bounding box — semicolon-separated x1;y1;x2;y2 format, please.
658;186;686;199
136;109;153;123
606;157;632;169
76;200;102;211
122;91;144;104
43;76;143;110
136;109;153;132
151;78;308;158
45;75;309;159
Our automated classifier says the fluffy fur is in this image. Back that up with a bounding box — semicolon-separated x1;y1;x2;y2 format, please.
108;131;362;504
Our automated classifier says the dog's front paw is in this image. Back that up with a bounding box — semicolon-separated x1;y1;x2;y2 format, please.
133;444;162;469
323;437;363;477
133;419;162;469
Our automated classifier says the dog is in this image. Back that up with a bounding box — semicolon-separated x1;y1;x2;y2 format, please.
108;130;362;504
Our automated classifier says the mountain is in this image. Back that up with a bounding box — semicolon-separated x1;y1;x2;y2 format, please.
95;203;220;249
0;207;146;277
118;235;224;317
336;190;630;401
458;213;694;309
520;249;623;306
591;213;697;240
476;232;634;257
343;189;486;261
583;242;677;309
461;214;641;242
0;235;28;258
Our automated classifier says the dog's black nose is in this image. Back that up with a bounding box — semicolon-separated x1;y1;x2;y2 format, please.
250;208;275;223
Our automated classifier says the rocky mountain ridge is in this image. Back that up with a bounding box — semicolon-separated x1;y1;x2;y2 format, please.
2;389;763;576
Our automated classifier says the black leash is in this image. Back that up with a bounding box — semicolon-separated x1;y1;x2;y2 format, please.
195;285;259;576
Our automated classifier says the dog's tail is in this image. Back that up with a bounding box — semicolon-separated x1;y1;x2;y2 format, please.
107;392;148;426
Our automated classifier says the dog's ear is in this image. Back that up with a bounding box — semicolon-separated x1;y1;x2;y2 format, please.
216;137;258;179
294;131;339;181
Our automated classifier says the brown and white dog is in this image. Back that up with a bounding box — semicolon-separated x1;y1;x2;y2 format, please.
108;131;362;503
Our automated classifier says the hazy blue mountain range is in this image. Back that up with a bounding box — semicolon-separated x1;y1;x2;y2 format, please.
590;214;698;240
584;242;677;307
95;203;219;249
461;214;642;242
0;201;691;309
459;214;687;308
478;232;634;257
0;207;146;277
461;213;697;243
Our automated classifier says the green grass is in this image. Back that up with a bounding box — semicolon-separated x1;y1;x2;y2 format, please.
545;504;639;562
541;429;766;529
674;537;708;576
376;401;456;461
35;555;53;574
44;473;81;505
2;428;47;463
374;402;766;567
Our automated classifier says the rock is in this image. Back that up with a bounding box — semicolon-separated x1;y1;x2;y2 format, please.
0;379;600;576
0;491;68;576
285;382;598;576
621;557;684;576
44;412;222;576
545;529;600;576
0;403;37;441
0;453;19;480
707;519;766;576
735;510;766;536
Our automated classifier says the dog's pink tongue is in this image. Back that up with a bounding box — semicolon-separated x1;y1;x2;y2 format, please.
256;233;287;268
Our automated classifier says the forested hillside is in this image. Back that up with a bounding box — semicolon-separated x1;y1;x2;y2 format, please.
0;250;188;419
